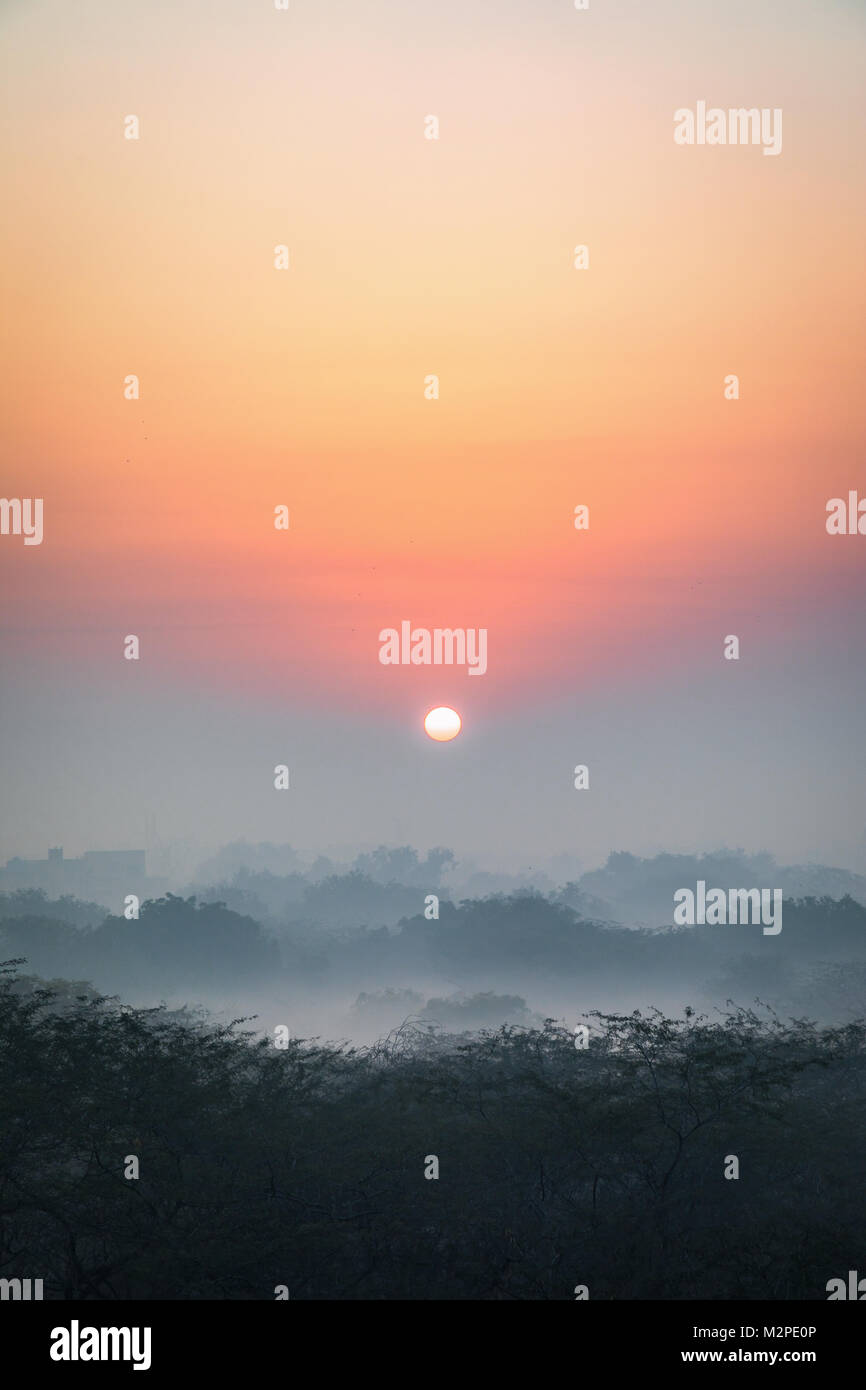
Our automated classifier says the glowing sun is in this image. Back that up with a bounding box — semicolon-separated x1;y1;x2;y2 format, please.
424;706;462;742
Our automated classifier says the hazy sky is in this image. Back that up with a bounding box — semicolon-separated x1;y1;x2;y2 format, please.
1;0;864;871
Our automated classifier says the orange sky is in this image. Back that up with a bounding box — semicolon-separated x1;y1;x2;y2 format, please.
2;0;865;715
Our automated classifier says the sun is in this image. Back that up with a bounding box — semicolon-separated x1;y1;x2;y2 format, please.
424;706;462;742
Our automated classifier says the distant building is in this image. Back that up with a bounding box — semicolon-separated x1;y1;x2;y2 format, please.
0;846;149;908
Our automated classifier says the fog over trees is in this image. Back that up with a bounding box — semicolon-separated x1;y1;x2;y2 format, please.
2;842;865;1299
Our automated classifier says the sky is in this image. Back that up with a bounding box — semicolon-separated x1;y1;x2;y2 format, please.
1;0;865;871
